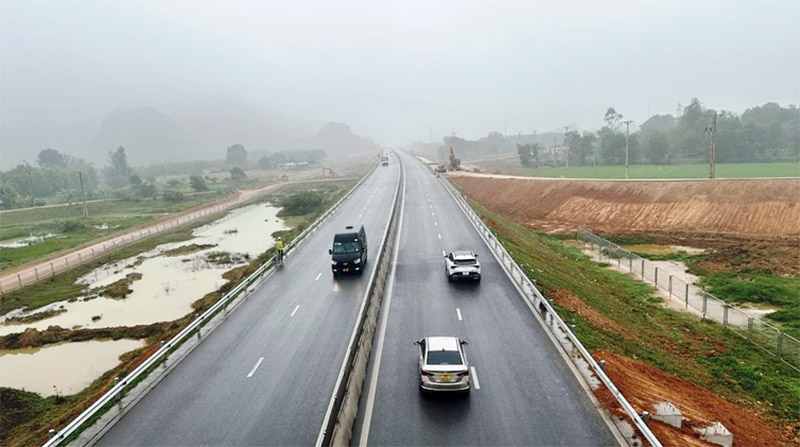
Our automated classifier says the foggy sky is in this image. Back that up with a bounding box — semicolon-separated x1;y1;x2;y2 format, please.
1;0;798;166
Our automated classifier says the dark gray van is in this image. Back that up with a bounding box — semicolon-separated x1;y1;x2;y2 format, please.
329;225;367;275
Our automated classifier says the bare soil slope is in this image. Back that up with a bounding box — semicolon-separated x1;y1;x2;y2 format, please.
448;173;800;237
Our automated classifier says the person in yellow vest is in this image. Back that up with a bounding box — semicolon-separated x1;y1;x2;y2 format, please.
276;237;285;264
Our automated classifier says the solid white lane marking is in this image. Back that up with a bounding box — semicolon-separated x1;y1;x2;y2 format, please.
438;234;442;239
315;273;322;281
470;366;480;389
290;305;300;317
247;357;264;378
360;161;406;447
456;308;463;321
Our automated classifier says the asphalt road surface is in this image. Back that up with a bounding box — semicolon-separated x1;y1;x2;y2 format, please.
354;151;618;446
97;161;400;446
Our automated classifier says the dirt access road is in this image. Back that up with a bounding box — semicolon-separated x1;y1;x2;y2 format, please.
0;177;356;296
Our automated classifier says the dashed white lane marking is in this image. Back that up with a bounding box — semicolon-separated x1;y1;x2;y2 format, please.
315;273;322;281
438;234;442;239
290;305;300;317
470;366;480;389
358;214;362;218
442;250;446;257
246;357;264;378
456;308;463;321
434;222;438;226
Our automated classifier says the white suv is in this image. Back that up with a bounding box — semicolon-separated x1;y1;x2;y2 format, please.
444;251;481;282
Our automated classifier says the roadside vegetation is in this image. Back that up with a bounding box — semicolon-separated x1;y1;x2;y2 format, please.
0;177;358;447
469;200;799;443
0;194;229;272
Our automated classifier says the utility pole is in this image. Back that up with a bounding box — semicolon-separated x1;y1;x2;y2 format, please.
27;169;34;207
706;112;717;179
563;126;571;169
623;120;634;179
79;171;88;217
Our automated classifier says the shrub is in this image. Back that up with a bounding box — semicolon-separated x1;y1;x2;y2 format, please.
162;190;185;202
279;191;323;216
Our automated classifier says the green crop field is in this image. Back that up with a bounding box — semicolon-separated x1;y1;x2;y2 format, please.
520;162;799;179
0;191;227;271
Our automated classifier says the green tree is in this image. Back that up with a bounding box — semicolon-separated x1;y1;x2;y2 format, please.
129;174;142;186
642;130;670;164
104;146;132;188
37;148;68;168
604;107;623;131
517;143;534;167
226;144;248;167
189;174;208;192
230;167;247;181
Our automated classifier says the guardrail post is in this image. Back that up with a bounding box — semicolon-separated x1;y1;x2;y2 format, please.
668;275;672;296
17;273;22;288
35;267;40;281
685;283;689;307
66;257;69;268
641;259;645;278
79;252;82;263
702;293;708;318
777;332;784;357
654;267;658;286
50;262;55;277
723;304;729;326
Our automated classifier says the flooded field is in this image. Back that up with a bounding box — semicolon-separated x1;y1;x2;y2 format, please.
0;339;145;396
0;203;287;336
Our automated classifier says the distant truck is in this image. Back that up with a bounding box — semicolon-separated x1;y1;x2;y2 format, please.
381;155;389;166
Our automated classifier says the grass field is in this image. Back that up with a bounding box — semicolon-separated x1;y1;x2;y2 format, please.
0;191;229;272
518;162;799;179
470;200;798;428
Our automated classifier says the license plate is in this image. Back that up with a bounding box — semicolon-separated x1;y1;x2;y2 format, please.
462;272;469;275
440;374;452;382
343;268;349;272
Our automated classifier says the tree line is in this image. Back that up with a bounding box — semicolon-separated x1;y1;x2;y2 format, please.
0;142;329;209
546;99;799;168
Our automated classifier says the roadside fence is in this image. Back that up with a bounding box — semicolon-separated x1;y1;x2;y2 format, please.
576;230;800;372
438;176;663;447
41;164;378;447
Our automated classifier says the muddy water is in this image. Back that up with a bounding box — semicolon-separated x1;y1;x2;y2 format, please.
0;204;288;335
0;339;145;396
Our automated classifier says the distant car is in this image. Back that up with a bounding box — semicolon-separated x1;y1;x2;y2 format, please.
434;165;447;173
444;251;481;282
415;336;470;393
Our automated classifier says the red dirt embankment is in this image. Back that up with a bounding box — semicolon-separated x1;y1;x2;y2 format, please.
448;173;800;237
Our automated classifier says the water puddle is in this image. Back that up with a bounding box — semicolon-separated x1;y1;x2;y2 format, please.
0;339;145;396
0;233;59;248
0;204;288;335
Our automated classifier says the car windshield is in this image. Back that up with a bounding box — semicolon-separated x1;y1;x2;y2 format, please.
426;350;462;365
332;241;360;254
454;259;476;266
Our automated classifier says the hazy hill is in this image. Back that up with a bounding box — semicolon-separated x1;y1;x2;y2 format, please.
91;106;198;165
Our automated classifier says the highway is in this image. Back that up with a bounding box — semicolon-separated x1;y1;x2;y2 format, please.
96;161;400;446
355;151;618;446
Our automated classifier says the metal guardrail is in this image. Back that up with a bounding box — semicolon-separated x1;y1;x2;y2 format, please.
318;155;404;446
42;164;378;447
437;173;663;447
576;230;800;373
